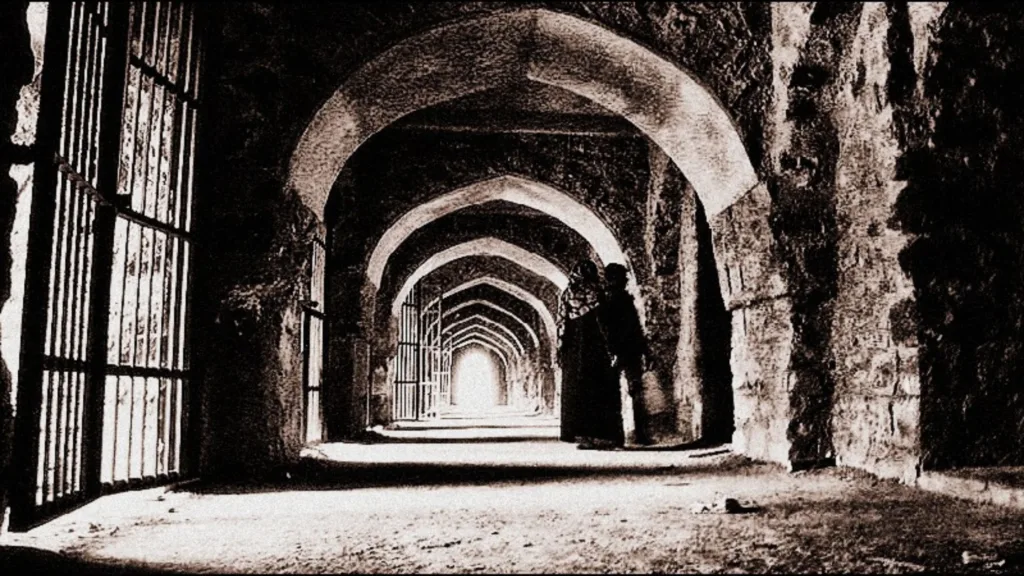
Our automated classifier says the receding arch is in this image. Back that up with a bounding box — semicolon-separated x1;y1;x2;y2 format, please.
443;314;528;356
426;299;541;349
438;276;558;351
452;339;510;372
390;237;567;316
446;324;522;361
366;176;627;290
290;9;758;220
451;332;514;367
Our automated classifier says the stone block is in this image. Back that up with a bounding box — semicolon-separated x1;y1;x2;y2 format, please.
832;394;922;480
709;183;789;310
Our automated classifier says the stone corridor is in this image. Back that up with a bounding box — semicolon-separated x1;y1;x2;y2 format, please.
4;2;1024;573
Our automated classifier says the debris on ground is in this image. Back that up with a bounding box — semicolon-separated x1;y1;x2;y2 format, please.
690;497;760;514
688;448;732;459
962;551;1005;567
867;556;928;572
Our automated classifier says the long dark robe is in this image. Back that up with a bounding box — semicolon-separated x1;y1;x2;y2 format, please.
558;289;623;445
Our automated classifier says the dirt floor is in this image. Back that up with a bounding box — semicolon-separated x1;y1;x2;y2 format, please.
2;410;1024;574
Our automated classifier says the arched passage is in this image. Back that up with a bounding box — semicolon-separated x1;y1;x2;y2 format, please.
437;276;559;348
443;314;530;356
290;9;758;220
426;299;541;349
304;8;799;466
367;175;626;290
445;320;525;359
452;339;511;371
389;237;568;317
450;329;516;367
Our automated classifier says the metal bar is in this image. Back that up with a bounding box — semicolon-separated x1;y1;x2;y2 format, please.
54;185;77;500
126;13;162;469
86;0;130;492
138;7;172;479
302;311;311;441
65;8;100;492
180;6;206;462
413;285;421;421
11;0;75;525
109;2;145;482
129;53;198;107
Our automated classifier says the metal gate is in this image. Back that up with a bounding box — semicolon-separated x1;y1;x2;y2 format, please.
301;238;325;443
421;294;452;411
11;2;205;530
392;286;420;421
418;290;442;419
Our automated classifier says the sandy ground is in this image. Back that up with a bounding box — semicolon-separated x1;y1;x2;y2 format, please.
3;410;1024;574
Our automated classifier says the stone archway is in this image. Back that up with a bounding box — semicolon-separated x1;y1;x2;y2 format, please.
445;318;526;358
426;300;541;349
289;9;758;220
366;176;626;290
389;237;568;318
296;8;797;466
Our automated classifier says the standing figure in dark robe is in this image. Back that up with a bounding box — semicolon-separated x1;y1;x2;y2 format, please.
557;259;624;449
601;263;653;446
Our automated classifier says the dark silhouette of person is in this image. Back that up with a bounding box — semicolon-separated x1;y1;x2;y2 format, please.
557;259;623;449
600;263;653;446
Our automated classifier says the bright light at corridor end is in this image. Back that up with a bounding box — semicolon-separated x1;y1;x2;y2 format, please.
452;348;499;412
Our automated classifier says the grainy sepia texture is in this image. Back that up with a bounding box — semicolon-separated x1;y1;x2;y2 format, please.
2;2;1024;574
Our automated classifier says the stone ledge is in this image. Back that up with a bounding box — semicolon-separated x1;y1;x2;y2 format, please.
916;467;1024;510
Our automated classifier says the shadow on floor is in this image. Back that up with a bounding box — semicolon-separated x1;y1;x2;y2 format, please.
388;423;559;431
0;545;182;574
184;452;752;495
354;436;562;444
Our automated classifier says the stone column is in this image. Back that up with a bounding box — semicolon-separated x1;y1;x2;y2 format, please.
194;178;320;479
0;0;34;529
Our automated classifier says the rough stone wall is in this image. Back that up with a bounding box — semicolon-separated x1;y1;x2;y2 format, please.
642;145;684;442
710;184;794;465
896;4;1024;469
829;2;923;482
0;0;35;530
674;168;700;441
195;7;325;478
763;2;867;469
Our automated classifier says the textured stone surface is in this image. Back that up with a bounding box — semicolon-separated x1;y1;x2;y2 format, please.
895;4;1024;469
0;0;35;530
828;2;922;480
728;297;795;465
192;180;322;478
709;183;794;466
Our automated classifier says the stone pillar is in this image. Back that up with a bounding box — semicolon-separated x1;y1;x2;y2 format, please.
194;184;319;479
828;2;923;482
674;182;700;440
642;143;685;443
709;183;794;466
324;268;373;439
0;0;34;530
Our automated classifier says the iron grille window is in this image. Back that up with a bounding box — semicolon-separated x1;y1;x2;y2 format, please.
12;1;205;530
100;1;202;486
